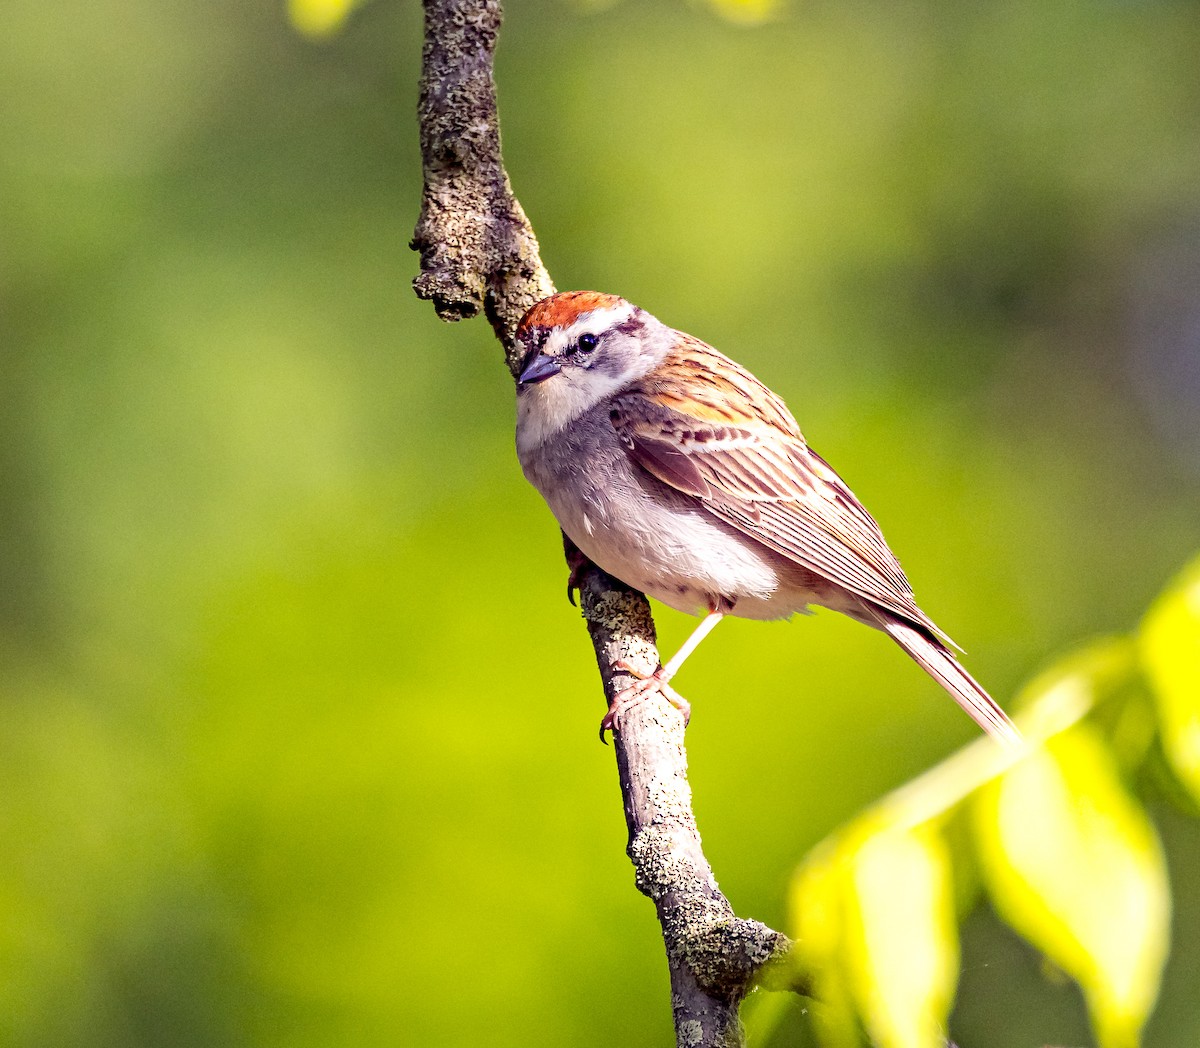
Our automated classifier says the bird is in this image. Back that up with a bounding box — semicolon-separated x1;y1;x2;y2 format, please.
513;290;1020;747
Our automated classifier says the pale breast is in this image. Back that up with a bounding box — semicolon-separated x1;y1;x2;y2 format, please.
518;406;812;620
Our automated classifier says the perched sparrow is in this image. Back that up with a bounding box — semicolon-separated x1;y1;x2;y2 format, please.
514;290;1019;746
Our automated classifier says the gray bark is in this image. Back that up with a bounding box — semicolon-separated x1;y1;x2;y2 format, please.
411;2;803;1042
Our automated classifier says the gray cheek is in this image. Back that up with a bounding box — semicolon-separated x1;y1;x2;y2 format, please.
592;354;626;378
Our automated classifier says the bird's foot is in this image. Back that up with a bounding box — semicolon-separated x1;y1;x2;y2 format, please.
565;557;589;607
563;539;591;607
599;659;692;742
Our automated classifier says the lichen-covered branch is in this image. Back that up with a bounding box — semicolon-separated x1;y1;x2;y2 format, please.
574;563;805;1046
411;0;553;369
411;1;801;1042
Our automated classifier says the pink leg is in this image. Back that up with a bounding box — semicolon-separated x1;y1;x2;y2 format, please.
599;607;726;741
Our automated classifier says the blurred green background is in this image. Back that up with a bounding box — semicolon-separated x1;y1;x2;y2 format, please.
3;0;1200;1044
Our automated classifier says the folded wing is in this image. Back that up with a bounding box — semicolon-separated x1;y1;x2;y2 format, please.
608;333;1021;743
609;333;944;639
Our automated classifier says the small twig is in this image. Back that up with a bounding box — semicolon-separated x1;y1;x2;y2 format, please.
411;1;803;1042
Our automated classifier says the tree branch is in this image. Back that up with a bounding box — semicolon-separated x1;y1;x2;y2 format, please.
411;2;802;1042
411;0;552;364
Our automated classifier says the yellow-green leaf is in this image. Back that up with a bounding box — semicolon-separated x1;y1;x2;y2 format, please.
847;826;958;1048
974;726;1170;1048
792;835;862;1047
792;821;958;1048
287;0;364;38
1140;554;1200;804
703;0;784;26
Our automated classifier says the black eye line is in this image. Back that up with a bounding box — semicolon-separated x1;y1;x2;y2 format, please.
561;331;599;362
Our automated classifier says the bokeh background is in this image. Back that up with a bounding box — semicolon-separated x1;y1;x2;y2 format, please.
3;0;1200;1044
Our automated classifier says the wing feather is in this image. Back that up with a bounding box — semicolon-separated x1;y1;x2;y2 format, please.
611;335;946;637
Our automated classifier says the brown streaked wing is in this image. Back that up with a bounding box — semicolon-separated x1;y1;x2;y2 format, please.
639;334;802;435
610;338;943;635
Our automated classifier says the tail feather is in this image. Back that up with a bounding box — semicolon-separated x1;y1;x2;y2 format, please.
874;612;1021;748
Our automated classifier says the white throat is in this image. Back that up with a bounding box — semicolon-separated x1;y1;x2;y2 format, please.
515;303;666;455
516;364;631;454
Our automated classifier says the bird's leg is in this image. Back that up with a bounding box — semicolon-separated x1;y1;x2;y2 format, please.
562;532;591;607
599;605;727;741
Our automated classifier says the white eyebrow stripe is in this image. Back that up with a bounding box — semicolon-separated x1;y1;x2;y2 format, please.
546;303;637;352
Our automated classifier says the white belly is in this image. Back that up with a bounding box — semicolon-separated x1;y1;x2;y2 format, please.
520;421;806;620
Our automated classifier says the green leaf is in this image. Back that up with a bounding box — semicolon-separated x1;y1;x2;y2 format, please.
792;821;958;1048
974;725;1170;1048
792;835;862;1048
1140;554;1200;805
1008;637;1137;722
287;0;367;38
704;0;784;26
847;825;959;1048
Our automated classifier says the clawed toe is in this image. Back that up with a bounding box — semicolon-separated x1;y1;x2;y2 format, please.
599;661;691;742
566;561;587;606
563;541;592;607
613;657;649;679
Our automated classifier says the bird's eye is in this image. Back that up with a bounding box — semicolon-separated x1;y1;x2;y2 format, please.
577;332;599;353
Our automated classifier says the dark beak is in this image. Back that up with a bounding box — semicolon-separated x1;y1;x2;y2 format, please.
518;352;562;386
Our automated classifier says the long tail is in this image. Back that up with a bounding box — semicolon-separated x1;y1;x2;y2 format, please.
871;610;1021;747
